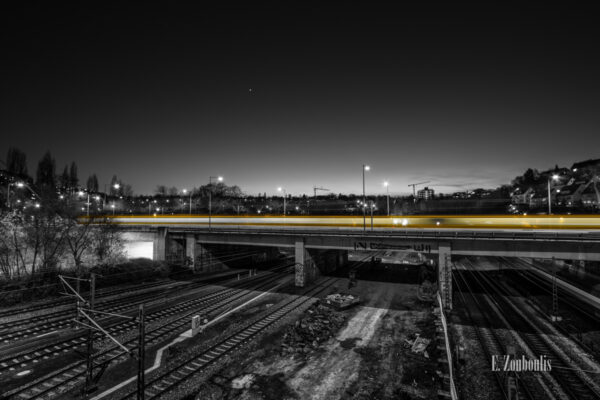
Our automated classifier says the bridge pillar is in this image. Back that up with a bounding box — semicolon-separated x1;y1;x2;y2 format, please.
153;227;168;261
295;240;317;287
438;242;452;310
185;234;196;270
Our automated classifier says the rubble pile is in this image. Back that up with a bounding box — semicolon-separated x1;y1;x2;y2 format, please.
281;302;347;356
324;293;360;310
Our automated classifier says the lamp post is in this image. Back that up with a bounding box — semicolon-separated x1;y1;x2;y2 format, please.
182;189;192;214
78;190;90;216
277;187;287;216
383;181;390;216
208;176;223;229
362;165;370;231
548;174;560;215
104;183;120;214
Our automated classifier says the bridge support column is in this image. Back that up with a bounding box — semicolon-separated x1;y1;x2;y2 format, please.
185;234;196;270
153;228;168;261
438;242;452;310
295;240;317;287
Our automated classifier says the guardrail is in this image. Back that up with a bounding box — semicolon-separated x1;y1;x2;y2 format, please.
437;292;459;400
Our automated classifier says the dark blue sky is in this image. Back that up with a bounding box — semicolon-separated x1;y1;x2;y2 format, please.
2;3;599;195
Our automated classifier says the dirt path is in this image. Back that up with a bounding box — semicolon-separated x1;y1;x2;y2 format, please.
248;279;439;400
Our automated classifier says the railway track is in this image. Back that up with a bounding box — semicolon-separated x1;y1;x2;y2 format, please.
115;277;338;400
0;248;263;323
0;280;174;320
453;266;536;400
0;252;265;344
497;258;600;358
461;257;600;400
0;266;289;379
0;281;196;344
3;266;293;399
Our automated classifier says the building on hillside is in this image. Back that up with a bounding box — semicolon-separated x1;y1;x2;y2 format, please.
417;187;434;200
571;158;600;172
511;187;535;205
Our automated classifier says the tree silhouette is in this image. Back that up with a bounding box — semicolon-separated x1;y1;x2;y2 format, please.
36;151;57;198
6;147;28;177
86;174;99;192
69;161;78;189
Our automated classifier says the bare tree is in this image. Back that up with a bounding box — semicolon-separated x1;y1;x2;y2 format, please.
92;219;124;264
64;215;96;286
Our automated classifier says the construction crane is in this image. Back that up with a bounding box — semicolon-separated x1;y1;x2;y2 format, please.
408;181;430;200
313;186;330;197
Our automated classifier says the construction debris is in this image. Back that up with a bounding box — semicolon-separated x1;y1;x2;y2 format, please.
403;333;432;356
323;293;361;310
281;302;347;356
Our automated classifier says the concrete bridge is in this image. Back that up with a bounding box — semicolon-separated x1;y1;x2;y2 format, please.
85;215;600;310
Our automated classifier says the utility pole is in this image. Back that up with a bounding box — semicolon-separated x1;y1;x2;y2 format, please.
278;187;287;216
383;181;390;216
551;257;561;322
59;274;133;397
362;165;370;231
137;305;146;400
208;176;223;229
85;274;96;394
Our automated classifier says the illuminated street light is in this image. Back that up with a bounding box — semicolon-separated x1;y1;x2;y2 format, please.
277;187;287;216
383;181;390;216
77;190;92;216
208;176;224;229
182;188;192;214
362;164;370;231
548;174;560;215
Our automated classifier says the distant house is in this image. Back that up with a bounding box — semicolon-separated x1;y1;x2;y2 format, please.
468;188;493;198
511;188;534;205
571;158;600;172
555;177;600;207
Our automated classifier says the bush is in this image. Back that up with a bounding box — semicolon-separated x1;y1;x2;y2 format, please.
90;258;172;287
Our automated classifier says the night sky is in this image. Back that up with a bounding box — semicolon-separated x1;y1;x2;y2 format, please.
1;3;599;196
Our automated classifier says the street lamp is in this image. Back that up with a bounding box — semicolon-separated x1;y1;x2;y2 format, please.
111;203;116;215
362;165;370;231
277;187;287;216
547;174;560;215
78;190;91;216
208;176;223;229
182;189;192;214
383;181;390;216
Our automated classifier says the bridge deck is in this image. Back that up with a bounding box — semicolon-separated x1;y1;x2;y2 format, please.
82;215;600;234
